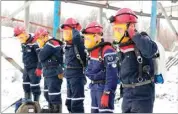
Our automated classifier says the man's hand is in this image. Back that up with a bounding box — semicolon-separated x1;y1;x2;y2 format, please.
127;24;138;39
58;73;63;79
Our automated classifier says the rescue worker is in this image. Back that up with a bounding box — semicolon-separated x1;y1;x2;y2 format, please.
34;28;63;113
82;21;118;113
13;26;41;102
109;8;158;113
61;18;86;113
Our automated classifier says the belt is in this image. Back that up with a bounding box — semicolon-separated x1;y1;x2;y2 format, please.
91;80;105;84
121;80;153;88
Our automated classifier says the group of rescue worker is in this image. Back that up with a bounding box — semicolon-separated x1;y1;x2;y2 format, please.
13;8;158;113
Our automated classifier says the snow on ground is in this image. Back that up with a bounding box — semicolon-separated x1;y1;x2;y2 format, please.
1;26;178;113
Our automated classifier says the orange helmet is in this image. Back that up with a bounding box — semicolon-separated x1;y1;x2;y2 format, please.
81;21;103;36
61;18;81;31
109;8;138;23
14;25;25;36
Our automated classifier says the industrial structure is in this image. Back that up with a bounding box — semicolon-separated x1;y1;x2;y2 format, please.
1;0;178;70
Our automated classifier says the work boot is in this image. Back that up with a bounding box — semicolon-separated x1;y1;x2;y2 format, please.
24;92;31;100
40;108;51;113
50;104;62;113
40;103;52;113
34;94;40;102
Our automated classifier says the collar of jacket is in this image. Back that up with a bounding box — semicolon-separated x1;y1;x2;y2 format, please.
87;41;111;52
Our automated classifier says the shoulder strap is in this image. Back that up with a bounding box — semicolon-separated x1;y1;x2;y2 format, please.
74;45;85;68
134;46;143;82
98;42;114;62
98;46;104;62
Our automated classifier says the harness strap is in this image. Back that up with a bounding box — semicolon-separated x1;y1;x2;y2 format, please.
74;45;85;68
134;46;143;82
121;80;152;88
98;46;104;62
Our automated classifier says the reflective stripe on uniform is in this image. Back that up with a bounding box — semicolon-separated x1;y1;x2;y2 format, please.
71;97;85;101
99;109;114;112
104;52;117;57
30;83;40;87
120;48;134;53
43;89;48;92
46;42;60;48
66;97;85;101
91;107;99;109
23;82;30;85
48;92;61;95
90;57;100;61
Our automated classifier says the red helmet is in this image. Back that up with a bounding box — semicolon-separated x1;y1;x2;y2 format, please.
14;25;25;36
34;28;49;40
82;21;103;35
61;18;81;31
109;8;138;23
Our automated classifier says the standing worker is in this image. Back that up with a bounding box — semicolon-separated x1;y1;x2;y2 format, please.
109;8;158;113
61;18;86;113
34;28;64;113
82;21;118;113
13;25;41;102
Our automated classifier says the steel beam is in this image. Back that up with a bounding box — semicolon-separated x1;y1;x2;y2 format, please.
1;1;33;22
150;0;157;40
24;0;30;32
98;8;103;25
158;2;178;37
64;0;178;20
164;5;178;12
53;0;61;38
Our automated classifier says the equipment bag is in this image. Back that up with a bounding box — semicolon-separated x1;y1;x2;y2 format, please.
15;99;41;113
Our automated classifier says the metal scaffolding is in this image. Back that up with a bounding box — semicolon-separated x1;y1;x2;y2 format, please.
1;0;178;39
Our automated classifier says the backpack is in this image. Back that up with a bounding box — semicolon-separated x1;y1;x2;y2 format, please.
15;99;41;113
117;32;165;84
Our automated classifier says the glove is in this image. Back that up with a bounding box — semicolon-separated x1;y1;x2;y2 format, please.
101;94;109;108
35;68;42;77
127;25;138;39
58;73;63;79
155;74;164;84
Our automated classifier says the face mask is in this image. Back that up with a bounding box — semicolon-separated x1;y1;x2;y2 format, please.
36;36;48;48
112;23;129;43
63;29;72;41
84;34;101;49
17;33;28;43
